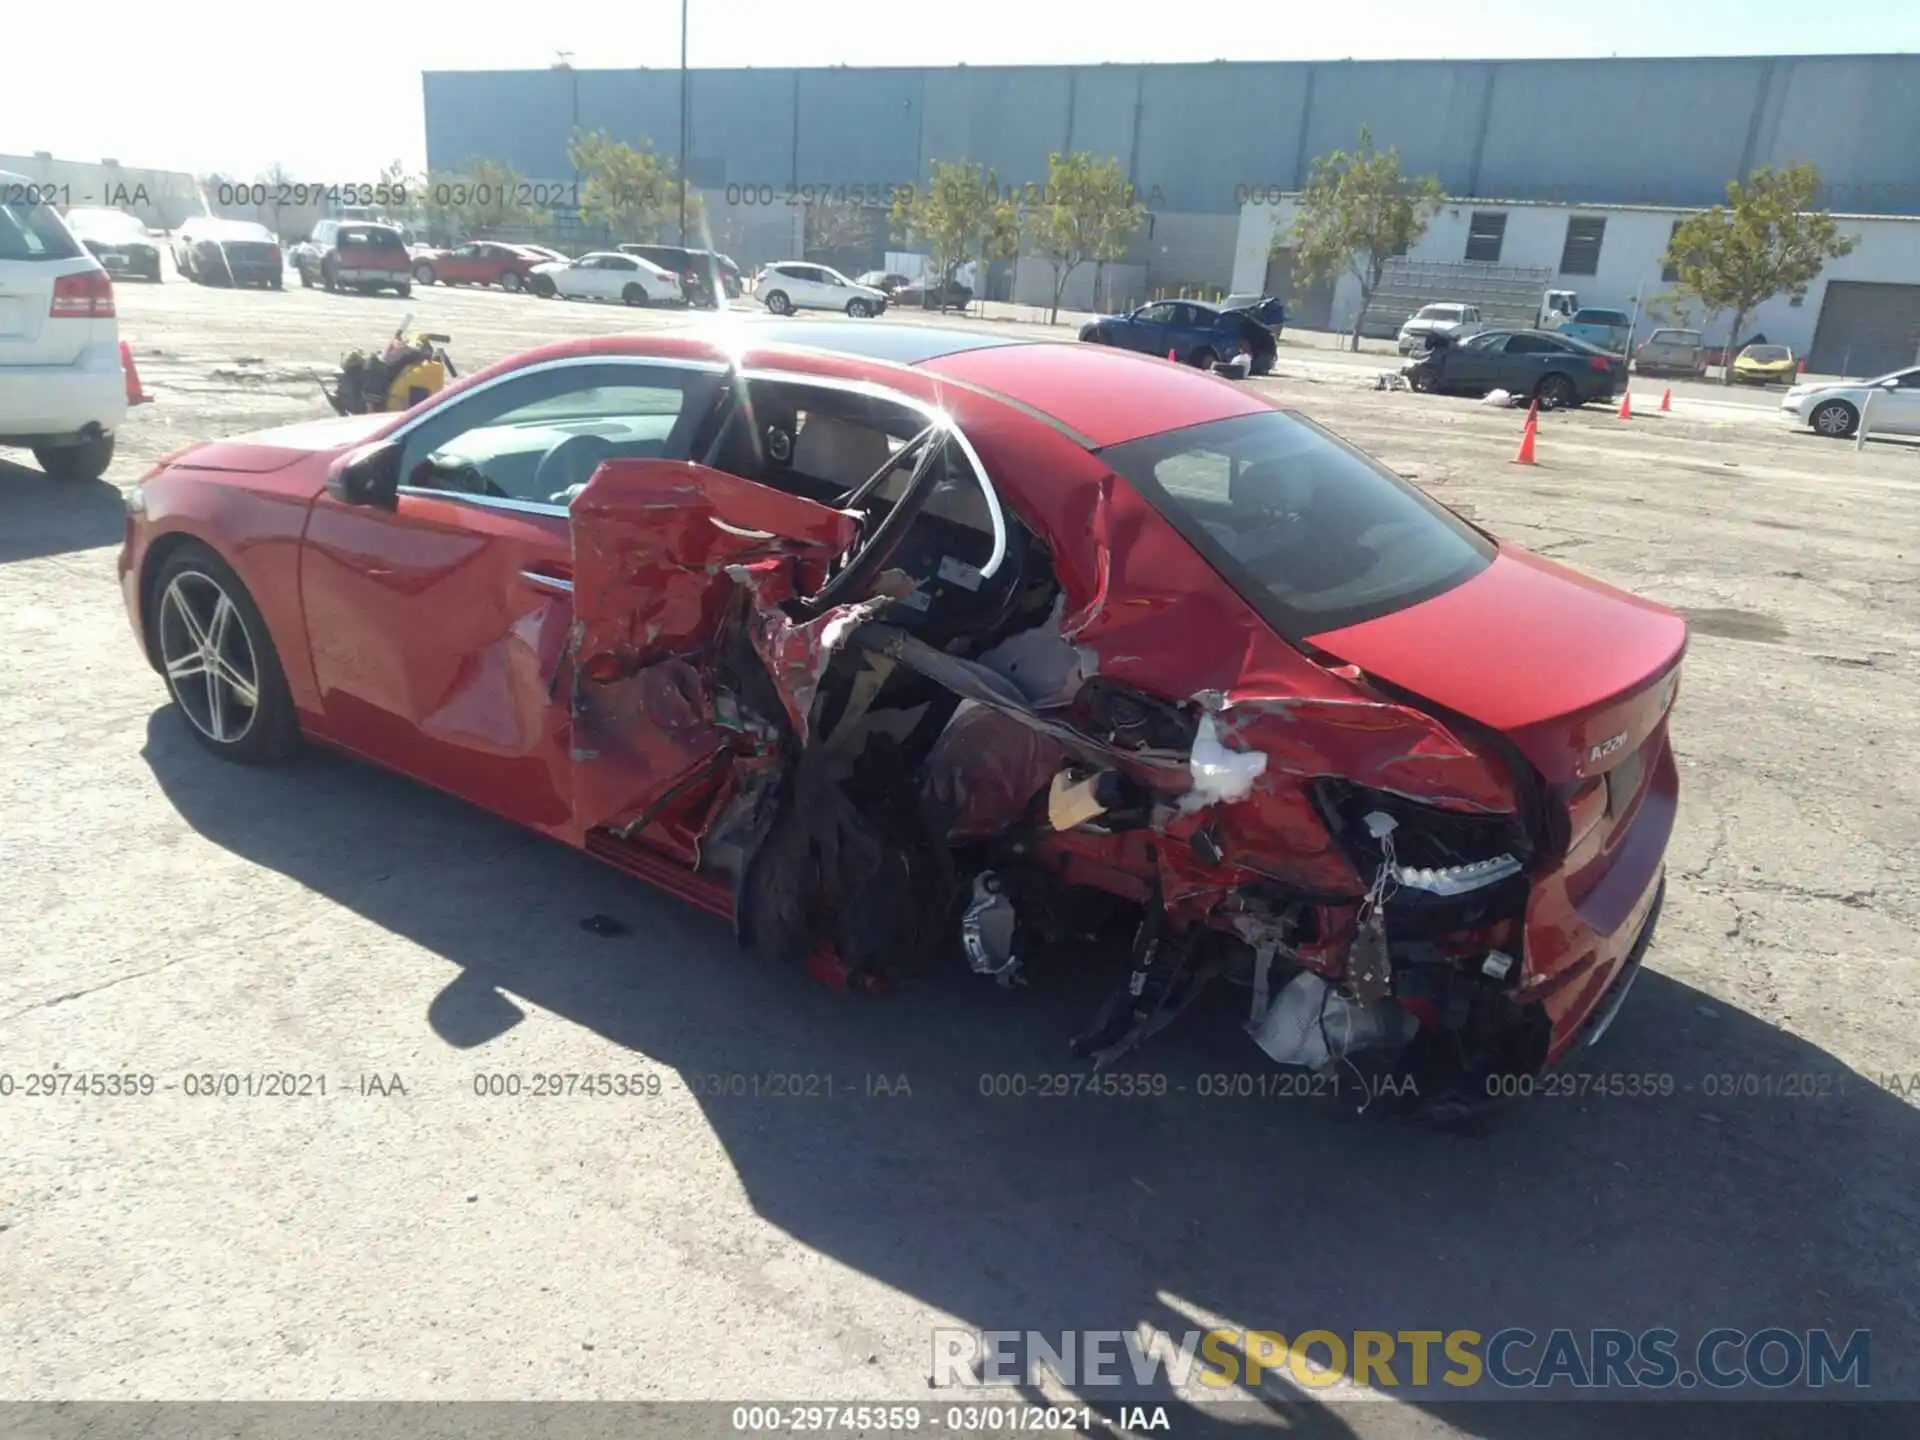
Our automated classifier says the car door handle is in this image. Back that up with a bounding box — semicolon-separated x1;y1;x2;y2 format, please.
520;568;574;596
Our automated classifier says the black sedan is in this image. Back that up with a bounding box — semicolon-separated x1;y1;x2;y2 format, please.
1079;299;1279;374
63;207;163;281
1407;328;1625;409
893;276;973;311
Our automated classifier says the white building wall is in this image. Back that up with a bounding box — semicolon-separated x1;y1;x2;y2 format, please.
1233;197;1920;356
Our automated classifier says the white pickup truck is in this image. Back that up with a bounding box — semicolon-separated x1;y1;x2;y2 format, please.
1397;302;1485;354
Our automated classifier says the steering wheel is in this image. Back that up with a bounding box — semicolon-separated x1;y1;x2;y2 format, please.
796;428;949;617
535;433;618;505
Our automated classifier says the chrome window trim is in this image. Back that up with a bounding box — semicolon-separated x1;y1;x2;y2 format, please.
738;365;1009;580
519;570;575;596
382;352;1010;579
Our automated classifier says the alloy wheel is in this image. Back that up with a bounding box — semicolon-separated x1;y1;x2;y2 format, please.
158;571;260;745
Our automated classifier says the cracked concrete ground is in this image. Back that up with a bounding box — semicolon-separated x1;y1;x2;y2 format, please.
1;279;1915;1434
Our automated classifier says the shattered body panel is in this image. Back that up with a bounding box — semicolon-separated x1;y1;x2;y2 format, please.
127;327;1687;1117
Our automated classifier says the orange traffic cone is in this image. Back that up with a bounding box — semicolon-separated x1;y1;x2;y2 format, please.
1616;388;1633;420
1512;405;1538;465
1659;387;1672;412
122;342;152;406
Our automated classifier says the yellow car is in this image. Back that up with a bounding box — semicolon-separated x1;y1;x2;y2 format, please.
1732;344;1798;386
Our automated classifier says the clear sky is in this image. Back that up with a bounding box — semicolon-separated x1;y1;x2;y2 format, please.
7;0;1918;180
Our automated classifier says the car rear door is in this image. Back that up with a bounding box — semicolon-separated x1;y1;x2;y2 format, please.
0;187;102;368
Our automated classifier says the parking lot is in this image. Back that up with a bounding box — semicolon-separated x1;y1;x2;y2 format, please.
3;277;1917;1429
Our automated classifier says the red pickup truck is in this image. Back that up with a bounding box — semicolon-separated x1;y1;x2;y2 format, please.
294;220;413;296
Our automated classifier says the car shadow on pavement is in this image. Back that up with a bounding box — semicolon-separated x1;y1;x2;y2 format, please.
0;457;125;564
141;715;1919;1435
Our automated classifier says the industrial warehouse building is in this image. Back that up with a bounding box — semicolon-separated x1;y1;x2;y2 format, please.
1232;198;1920;376
423;51;1920;364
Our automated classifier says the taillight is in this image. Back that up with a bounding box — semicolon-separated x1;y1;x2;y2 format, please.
50;270;115;318
1588;356;1610;373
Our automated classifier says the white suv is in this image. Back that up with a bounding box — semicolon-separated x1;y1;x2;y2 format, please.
0;175;125;481
1397;302;1485;355
756;262;888;318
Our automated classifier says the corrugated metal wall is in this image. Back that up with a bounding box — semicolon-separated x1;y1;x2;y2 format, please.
427;55;1920;215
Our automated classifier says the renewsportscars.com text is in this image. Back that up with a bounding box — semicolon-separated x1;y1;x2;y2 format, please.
930;1327;1870;1392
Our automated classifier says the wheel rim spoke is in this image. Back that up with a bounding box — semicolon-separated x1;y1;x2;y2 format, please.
160;572;259;745
204;667;226;741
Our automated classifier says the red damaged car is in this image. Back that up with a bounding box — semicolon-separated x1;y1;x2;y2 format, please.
118;324;1682;1116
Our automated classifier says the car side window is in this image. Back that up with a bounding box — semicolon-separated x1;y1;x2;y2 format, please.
1136;303;1179;324
1461;332;1508;352
395;363;723;508
1505;334;1555;354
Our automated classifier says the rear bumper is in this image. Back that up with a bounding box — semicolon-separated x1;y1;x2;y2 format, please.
1520;733;1678;1066
333;267;409;284
0;344;129;442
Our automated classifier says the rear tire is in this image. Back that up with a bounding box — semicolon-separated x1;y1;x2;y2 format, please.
1810;399;1858;438
414;263;437;285
394;282;412;298
622;283;649;307
149;543;300;765
764;290;792;316
501;271;523;292
33;433;116;482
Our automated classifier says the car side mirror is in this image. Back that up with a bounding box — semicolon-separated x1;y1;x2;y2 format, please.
327;440;401;511
1882;379;1899;390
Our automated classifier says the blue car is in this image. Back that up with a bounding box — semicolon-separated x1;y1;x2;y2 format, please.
1079;298;1280;375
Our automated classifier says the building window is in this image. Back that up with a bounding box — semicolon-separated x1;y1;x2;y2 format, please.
1661;219;1682;283
1560;216;1606;276
1464;211;1508;264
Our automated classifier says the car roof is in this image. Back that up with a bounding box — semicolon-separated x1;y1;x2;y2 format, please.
497;324;1267;448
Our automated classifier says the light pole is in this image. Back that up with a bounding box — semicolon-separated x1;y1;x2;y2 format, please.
678;0;689;246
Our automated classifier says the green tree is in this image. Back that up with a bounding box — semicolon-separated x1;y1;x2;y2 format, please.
420;158;550;241
1287;125;1445;351
891;159;1019;298
803;198;880;259
1021;152;1146;323
1664;164;1857;384
568;130;701;242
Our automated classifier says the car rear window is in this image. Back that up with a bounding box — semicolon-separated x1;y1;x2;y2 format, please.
1744;345;1791;362
340;226;404;250
1101;409;1495;638
0;194;85;261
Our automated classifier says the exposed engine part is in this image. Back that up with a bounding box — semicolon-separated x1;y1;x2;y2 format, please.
1070;898;1217;1070
1070;676;1198;752
1481;949;1516;980
1347;907;1394;1006
1046;767;1140;833
1247;970;1416;1070
961;871;1023;986
1344;810;1399;1004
